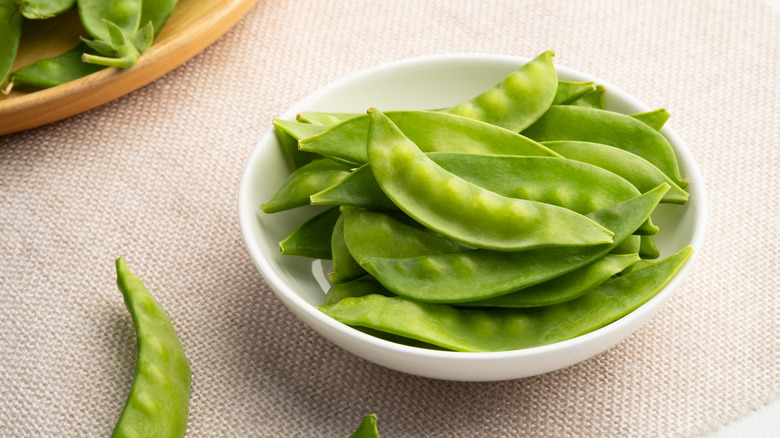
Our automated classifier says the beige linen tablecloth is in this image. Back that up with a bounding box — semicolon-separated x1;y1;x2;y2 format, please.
2;0;778;436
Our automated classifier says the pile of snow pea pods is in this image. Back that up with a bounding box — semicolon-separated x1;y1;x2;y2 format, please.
263;51;694;353
0;0;178;91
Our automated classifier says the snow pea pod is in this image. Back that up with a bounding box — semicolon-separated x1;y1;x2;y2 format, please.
639;235;660;260
553;81;596;105
361;184;668;303
631;108;670;131
139;0;178;38
273;119;328;168
9;43;105;89
320;245;693;352
310;164;397;211
297;111;361;126
299;110;558;165
440;50;558;132
459;253;640;308
78;0;152;68
278;207;340;259
570;84;606;109
0;0;22;86
522;105;687;188
366;109;613;251
261;158;351;213
542;140;688;204
18;0;75;19
350;413;380;438
329;213;365;283
325;276;391;305
113;258;190;437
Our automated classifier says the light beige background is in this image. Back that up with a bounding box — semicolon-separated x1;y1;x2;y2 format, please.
1;0;778;436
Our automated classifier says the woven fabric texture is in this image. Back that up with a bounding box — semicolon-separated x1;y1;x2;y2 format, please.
1;0;778;436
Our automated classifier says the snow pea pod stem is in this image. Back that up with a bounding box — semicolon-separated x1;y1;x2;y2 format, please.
113;258;190;438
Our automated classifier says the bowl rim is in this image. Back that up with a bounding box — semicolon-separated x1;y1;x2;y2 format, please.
238;53;708;370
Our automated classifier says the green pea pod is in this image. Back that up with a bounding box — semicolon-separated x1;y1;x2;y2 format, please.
570;84;606;109
113;258;190;437
631;108;671;131
459;253;640;308
610;234;641;255
299;110;559;166
325;276;392;305
278;207;340;259
310;164;398;211
18;0;75;19
77;0;156;68
320;246;693;352
361;184;668;303
366;109;614;252
553;81;597;105
261;158;351;213
0;0;23;86
297;111;362;126
139;0;179;38
329;213;365;284
273;119;328;168
440;50;558;132
350;413;380;438
10;43;106;89
522;105;687;189
542;140;688;204
639;235;660;260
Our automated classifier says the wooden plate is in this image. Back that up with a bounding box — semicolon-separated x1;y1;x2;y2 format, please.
0;0;259;136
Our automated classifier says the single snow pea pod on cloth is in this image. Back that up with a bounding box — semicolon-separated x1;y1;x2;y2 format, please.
553;81;596;105
366;109;613;252
439;50;558;132
325;276;392;305
320;246;693;352
329;213;365;284
299;110;558;165
113;258;190;437
342;207;472;262
360;184;668;303
522;105;687;189
458;253;640;308
0;0;23;86
261;158;352;213
278;207;341;259
350;413;381;438
9;43;106;89
18;0;75;19
542;140;688;204
631;108;671;131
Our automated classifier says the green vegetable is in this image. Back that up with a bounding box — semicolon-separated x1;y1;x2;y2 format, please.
553;80;597;105
631;108;671;131
261;158;352;213
278;207;341;259
10;43;105;89
18;0;74;19
0;0;23;87
349;413;380;438
329;213;365;283
113;258;190;438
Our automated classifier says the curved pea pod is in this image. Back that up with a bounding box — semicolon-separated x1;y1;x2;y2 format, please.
342;207;472;261
113;258;190;437
429;152;657;235
570;84;606;109
366;109;613;252
553;81;596;105
10;43;106;89
440;50;558;132
261;158;351;213
0;0;23;87
273;119;328;168
458;253;640;308
310;164;397;211
631;108;670;131
329;213;365;284
325;275;391;305
350;413;381;438
297;111;362;126
522;105;687;189
299;110;558;165
19;0;75;19
278;207;340;259
639;235;660;260
320;246;693;352
542;140;688;204
361;183;668;303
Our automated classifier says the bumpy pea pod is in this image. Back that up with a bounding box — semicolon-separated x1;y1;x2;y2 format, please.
18;0;74;19
77;0;152;68
278;207;340;259
542;140;688;204
261;158;352;213
460;253;640;308
113;258;190;437
299;110;558;166
439;50;558;132
320;246;693;352
0;0;23;87
9;43;105;89
329;213;365;284
522;105;687;189
553;81;596;105
631;108;671;131
361;184;668;303
366;109;613;252
350;413;380;438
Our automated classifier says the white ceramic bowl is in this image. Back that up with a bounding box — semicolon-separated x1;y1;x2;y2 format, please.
238;54;707;381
